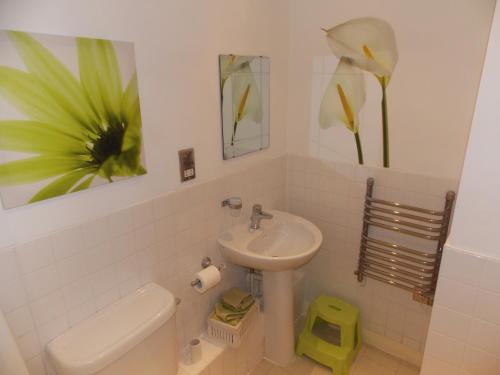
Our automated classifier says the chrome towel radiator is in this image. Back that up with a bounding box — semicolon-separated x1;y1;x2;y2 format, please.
354;178;455;305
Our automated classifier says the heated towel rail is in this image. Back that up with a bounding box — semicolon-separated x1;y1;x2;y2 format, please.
354;178;455;305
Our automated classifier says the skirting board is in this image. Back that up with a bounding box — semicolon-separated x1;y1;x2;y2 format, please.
362;329;423;367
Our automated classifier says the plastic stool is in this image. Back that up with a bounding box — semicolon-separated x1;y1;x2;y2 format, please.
296;295;361;375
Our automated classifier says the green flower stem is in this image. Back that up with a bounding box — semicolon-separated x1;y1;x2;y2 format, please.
381;83;389;168
231;120;238;146
354;131;364;165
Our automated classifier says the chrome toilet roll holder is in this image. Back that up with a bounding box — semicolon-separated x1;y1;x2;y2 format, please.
190;257;224;288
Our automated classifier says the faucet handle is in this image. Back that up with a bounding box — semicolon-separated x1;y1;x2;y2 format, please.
252;204;263;213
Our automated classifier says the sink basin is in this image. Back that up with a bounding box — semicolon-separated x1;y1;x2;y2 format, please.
217;210;323;271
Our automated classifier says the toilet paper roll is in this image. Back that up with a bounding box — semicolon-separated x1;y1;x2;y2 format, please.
193;265;221;294
189;338;202;364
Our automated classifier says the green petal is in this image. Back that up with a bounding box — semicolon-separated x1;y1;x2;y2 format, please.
0;156;86;186
77;37;123;122
0;67;87;139
8;31;98;131
71;174;95;192
0;120;86;154
121;72;141;129
120;73;144;172
29;168;95;203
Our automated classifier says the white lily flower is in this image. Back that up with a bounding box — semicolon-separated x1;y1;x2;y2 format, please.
323;17;398;85
220;55;254;90
319;57;365;132
319;57;366;164
229;64;263;145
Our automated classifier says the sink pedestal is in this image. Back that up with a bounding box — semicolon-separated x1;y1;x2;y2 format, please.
263;270;295;366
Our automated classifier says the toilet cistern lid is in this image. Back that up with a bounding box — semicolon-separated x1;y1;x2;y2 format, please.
46;283;176;375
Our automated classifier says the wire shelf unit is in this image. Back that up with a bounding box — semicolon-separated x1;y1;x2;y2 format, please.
354;178;455;305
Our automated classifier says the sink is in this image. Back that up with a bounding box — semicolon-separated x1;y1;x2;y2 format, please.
217;210;323;366
217;210;323;271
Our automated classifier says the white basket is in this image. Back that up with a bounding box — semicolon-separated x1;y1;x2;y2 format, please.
207;301;259;348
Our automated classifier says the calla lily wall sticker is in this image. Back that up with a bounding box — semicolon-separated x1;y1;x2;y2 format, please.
0;31;146;208
319;57;366;164
219;55;264;148
322;17;398;167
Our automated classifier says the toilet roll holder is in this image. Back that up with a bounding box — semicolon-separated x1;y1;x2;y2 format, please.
190;257;224;288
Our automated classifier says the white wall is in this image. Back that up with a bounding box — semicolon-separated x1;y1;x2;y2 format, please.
421;3;500;374
447;1;500;259
0;0;290;245
287;0;494;179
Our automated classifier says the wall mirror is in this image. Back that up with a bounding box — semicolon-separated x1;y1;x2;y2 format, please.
219;55;270;159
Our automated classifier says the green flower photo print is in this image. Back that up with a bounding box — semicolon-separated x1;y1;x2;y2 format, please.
0;31;146;208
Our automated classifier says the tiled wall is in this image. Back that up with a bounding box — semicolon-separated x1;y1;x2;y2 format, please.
286;154;459;358
420;245;500;375
0;156;286;375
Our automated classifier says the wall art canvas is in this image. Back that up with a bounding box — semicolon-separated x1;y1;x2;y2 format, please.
0;31;146;208
219;55;270;159
315;17;398;168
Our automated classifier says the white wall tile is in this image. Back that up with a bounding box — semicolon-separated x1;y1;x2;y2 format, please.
84;241;115;273
95;287;120;311
17;238;54;275
152;195;175;220
425;331;465;365
16;330;41;360
429;305;472;342
468;318;500;357
420;355;462;375
25;355;45;375
90;265;120;295
440;247;485;286
479;258;500;294
134;223;157;251
30;290;66;326
132;201;154;228
67;299;96;327
0;278;27;312
423;250;500;374
6;305;34;338
0;246;20;282
37;316;69;347
112;232;136;261
80;217;110;248
107;209;133;238
56;253;88;285
462;346;500;375
62;277;93;310
434;277;478;315
475;289;500;326
50;227;84;261
23;265;61;301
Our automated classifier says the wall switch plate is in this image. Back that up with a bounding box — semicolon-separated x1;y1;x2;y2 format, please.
178;148;196;182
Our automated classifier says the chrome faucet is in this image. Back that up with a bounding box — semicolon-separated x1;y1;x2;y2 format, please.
250;204;273;230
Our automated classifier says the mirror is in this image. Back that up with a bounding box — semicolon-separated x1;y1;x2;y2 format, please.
219;55;270;159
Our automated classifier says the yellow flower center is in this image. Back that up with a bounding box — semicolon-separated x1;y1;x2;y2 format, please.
363;44;387;87
362;45;375;60
237;84;251;122
336;84;355;131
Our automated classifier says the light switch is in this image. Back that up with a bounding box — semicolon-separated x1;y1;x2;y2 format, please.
178;148;196;182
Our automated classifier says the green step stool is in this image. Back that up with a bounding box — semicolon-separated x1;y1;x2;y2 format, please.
296;295;362;375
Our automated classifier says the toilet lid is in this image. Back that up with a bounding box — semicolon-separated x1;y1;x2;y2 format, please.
46;283;176;375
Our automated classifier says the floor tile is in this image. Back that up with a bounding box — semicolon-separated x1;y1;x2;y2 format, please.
249;345;421;375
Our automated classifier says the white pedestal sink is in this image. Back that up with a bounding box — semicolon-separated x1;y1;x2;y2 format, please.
217;210;323;366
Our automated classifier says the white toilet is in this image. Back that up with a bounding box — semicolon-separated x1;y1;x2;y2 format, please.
47;283;178;375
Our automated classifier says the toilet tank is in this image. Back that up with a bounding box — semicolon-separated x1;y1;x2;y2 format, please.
47;283;178;375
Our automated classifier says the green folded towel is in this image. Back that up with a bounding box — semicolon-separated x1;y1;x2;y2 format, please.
222;288;254;312
213;300;254;326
